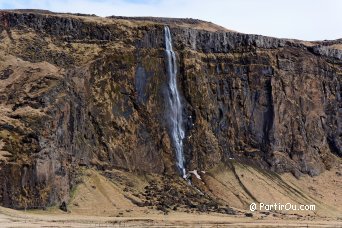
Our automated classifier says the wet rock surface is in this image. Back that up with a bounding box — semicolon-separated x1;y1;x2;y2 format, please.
0;11;340;209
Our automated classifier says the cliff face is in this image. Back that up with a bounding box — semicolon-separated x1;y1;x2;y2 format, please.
0;10;341;209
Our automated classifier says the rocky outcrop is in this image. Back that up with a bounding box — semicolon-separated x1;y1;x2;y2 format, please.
0;11;340;209
310;45;342;60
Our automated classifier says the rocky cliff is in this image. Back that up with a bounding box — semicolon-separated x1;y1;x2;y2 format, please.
0;10;341;209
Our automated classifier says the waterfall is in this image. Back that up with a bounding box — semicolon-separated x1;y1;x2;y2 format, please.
164;26;186;178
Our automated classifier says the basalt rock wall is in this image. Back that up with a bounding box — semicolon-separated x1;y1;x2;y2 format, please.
0;11;340;208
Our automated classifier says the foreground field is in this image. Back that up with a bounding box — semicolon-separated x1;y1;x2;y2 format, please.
0;164;341;227
0;206;341;227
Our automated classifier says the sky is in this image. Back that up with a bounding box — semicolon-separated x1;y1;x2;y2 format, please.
0;0;341;41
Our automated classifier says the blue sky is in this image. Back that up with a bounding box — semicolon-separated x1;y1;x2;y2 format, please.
0;0;341;41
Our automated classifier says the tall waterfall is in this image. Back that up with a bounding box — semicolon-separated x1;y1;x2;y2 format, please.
164;26;186;178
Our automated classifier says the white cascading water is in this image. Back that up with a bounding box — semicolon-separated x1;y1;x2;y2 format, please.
164;26;186;178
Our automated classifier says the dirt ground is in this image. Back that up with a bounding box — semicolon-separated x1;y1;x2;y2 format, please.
0;164;341;227
0;206;341;227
